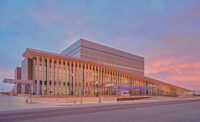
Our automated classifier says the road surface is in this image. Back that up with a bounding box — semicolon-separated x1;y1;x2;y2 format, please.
0;98;200;122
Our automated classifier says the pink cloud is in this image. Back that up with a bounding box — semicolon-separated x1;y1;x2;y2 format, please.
146;59;200;90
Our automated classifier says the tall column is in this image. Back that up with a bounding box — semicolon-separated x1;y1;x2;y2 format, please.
32;59;36;95
144;80;146;96
87;64;90;94
121;73;123;91
36;56;40;95
102;68;104;96
51;58;55;95
102;68;106;95
137;79;139;95
116;72;118;95
99;66;102;96
65;60;68;95
119;72;121;96
94;65;96;95
77;62;79;95
80;63;83;96
151;83;153;96
61;60;63;95
111;71;113;95
42;56;45;96
73;61;76;95
121;73;123;88
119;73;121;96
138;79;140;95
107;69;109;95
131;77;133;96
56;59;59;95
69;61;72;95
47;57;50;95
84;63;87;95
91;64;93;95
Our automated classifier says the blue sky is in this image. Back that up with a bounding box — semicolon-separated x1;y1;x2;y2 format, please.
0;0;200;91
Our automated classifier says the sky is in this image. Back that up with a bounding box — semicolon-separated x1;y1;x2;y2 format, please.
0;0;200;91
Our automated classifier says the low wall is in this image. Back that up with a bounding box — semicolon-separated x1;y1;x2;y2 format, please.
32;96;117;103
31;96;154;103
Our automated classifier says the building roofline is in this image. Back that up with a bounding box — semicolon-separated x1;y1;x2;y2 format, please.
23;48;191;92
79;38;144;60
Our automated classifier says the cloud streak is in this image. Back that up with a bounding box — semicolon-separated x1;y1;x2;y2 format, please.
146;59;200;90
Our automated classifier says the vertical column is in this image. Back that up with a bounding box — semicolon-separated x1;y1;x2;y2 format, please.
145;80;146;96
73;61;76;95
119;72;121;96
65;60;68;94
139;79;140;95
87;64;90;95
134;77;136;95
111;71;113;95
80;63;83;96
137;78;139;95
143;80;144;96
56;59;59;95
136;78;138;95
121;73;123;93
99;66;102;96
51;58;55;95
42;56;45;96
32;59;36;95
117;72;121;95
84;63;87;95
102;68;104;96
91;64;93;95
107;69;109;95
116;72;118;96
77;62;79;95
132;77;134;95
94;65;96;95
36;56;40;95
104;68;106;96
61;60;63;95
122;73;124;90
47;57;50;95
69;61;72;95
151;83;153;96
113;71;115;96
141;80;143;95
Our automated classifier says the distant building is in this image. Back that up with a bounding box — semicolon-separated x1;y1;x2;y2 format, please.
3;39;190;96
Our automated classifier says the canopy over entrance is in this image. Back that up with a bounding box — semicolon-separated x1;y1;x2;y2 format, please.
3;78;32;85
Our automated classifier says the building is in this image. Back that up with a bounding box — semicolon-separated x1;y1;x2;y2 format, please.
3;39;190;96
61;39;144;76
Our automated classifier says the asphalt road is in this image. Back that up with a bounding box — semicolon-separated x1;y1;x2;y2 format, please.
1;98;200;122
